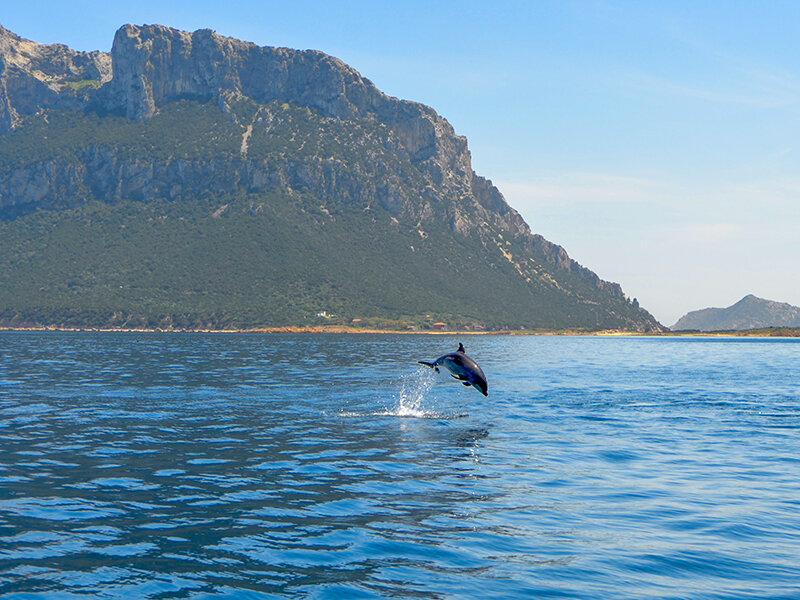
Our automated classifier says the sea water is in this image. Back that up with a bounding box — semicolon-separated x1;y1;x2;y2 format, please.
0;332;798;599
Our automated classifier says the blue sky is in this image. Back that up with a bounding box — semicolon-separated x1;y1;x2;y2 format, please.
3;1;799;324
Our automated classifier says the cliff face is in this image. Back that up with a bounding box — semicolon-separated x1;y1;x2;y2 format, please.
105;25;381;121
0;23;662;331
0;25;111;132
672;295;800;331
1;25;520;231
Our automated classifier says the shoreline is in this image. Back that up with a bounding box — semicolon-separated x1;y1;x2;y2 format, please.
0;325;606;335
1;325;798;337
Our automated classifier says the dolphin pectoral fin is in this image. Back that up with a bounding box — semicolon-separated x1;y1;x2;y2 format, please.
462;382;470;386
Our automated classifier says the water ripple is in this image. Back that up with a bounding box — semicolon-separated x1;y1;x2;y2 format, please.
1;332;799;599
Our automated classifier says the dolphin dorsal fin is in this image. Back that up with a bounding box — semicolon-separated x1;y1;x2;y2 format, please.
457;343;466;353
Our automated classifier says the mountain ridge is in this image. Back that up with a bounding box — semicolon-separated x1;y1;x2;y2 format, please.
0;23;663;332
672;295;800;331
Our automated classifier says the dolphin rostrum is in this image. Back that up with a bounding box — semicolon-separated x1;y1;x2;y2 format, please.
418;343;488;396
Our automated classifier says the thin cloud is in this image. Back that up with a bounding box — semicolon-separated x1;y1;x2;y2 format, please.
499;173;800;221
677;222;743;242
498;173;663;206
637;8;800;109
618;70;800;109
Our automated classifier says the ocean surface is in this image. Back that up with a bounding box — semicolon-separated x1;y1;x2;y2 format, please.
1;332;799;599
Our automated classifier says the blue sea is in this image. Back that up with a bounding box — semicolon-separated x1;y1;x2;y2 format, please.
1;332;799;599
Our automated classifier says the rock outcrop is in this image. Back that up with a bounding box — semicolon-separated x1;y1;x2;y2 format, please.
0;25;110;132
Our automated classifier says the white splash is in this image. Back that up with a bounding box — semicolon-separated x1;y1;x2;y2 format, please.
336;367;467;420
392;367;437;417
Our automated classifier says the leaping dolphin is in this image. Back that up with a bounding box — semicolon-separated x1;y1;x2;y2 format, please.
418;343;488;396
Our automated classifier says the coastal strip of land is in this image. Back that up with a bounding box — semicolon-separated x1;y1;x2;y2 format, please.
1;325;799;336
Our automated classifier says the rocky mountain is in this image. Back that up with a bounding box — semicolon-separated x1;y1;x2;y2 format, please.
672;295;800;331
0;23;663;331
0;24;111;132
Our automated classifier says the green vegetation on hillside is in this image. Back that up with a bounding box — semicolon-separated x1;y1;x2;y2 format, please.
0;100;242;173
0;188;643;330
59;79;102;91
0;99;654;331
0;196;503;329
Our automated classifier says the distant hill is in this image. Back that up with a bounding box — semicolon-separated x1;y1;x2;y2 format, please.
0;23;663;332
672;295;800;331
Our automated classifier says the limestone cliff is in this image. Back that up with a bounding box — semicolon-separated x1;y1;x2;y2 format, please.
0;25;110;132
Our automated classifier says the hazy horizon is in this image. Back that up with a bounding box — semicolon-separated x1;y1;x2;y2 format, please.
3;1;799;325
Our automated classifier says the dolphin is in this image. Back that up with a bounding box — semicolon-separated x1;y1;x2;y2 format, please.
418;343;488;396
